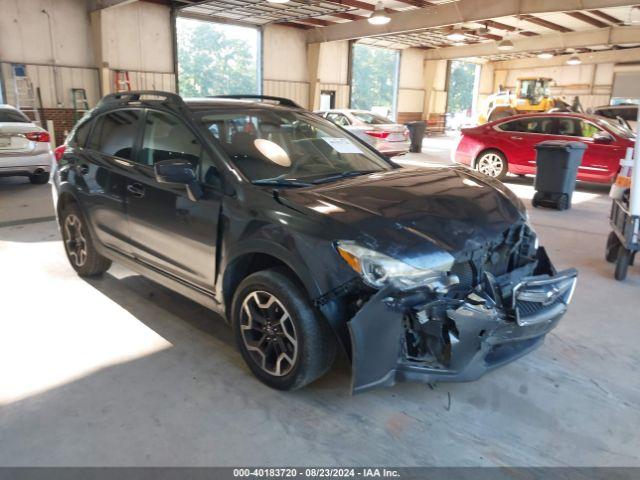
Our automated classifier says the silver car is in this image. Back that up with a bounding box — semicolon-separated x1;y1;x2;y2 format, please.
316;109;411;156
0;105;53;184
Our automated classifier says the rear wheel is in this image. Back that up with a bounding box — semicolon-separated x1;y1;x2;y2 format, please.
60;202;111;276
476;150;508;180
615;248;632;281
605;232;621;263
232;268;336;390
29;171;50;184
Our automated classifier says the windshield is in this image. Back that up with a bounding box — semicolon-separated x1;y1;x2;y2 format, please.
597;117;636;139
196;109;392;183
0;108;30;123
519;80;549;103
351;112;393;125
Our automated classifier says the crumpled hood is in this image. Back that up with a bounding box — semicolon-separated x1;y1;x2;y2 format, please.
277;167;526;267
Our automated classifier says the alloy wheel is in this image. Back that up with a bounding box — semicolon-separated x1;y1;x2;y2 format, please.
477;153;504;178
63;214;88;267
239;291;298;377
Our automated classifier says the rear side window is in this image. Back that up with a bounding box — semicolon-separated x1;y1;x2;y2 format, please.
499;117;555;134
70;121;92;148
0;108;30;123
87;110;142;161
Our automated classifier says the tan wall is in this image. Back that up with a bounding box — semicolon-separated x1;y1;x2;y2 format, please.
98;2;174;73
262;25;309;107
398;48;426;120
423;59;448;117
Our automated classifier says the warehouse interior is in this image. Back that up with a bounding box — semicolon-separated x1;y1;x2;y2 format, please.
1;0;640;471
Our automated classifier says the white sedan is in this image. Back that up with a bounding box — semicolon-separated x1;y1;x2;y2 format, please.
316;109;411;156
0;104;54;184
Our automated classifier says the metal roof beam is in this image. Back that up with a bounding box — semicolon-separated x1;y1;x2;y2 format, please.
423;25;640;60
307;0;638;43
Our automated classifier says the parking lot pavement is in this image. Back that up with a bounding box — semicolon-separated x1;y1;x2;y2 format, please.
1;145;639;467
0;177;55;226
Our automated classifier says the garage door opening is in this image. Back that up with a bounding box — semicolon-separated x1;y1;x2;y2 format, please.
176;17;260;96
350;44;400;119
446;60;480;130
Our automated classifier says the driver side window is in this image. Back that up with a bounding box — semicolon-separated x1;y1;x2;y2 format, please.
141;110;220;187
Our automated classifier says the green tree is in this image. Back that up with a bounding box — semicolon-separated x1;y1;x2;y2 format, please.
351;44;398;112
447;61;477;114
177;19;258;96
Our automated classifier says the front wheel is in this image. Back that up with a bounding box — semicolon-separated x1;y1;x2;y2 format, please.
232;268;336;390
60;202;112;276
476;150;508;180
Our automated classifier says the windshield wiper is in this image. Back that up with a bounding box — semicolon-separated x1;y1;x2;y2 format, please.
252;178;312;188
310;170;379;185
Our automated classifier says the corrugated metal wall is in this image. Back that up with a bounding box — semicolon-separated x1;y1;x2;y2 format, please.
1;62;100;109
317;83;350;109
263;80;309;108
109;70;176;93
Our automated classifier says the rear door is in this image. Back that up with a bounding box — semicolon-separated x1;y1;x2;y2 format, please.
125;109;222;292
495;116;556;169
79;109;144;255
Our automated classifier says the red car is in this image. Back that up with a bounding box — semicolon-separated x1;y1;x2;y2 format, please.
454;112;635;183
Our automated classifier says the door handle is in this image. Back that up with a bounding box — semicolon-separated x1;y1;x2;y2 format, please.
511;136;524;140
127;183;145;198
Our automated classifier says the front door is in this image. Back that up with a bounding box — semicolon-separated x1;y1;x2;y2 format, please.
554;117;625;182
125;109;222;293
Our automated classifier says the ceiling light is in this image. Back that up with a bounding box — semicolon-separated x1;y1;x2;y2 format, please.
368;2;390;25
566;55;582;65
497;39;514;51
446;31;467;42
267;0;290;3
537;52;554;59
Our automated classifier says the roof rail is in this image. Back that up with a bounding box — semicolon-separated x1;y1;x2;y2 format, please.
210;95;302;109
96;90;184;109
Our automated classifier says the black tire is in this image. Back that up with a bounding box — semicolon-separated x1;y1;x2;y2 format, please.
532;193;541;208
605;232;621;263
557;194;570;211
60;202;112;277
231;268;336;391
475;150;508;180
615;248;632;281
29;171;50;184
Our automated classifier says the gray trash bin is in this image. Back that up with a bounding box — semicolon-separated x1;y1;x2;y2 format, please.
532;140;586;211
405;121;426;153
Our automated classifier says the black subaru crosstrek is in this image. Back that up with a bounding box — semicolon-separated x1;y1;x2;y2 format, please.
52;91;577;393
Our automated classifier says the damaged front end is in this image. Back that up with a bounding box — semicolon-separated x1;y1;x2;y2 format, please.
342;224;577;393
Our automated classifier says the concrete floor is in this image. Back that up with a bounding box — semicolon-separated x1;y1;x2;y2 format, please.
1;136;639;466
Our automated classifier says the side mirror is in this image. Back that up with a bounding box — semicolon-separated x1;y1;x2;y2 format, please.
593;132;614;145
154;158;202;201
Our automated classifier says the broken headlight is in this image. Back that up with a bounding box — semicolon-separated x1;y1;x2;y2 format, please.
336;241;457;291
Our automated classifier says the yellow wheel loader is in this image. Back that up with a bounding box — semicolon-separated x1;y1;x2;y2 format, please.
478;77;572;124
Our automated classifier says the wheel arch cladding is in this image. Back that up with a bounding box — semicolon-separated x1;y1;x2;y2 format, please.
222;251;317;319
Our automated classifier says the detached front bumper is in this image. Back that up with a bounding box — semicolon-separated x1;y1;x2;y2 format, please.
348;247;577;393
